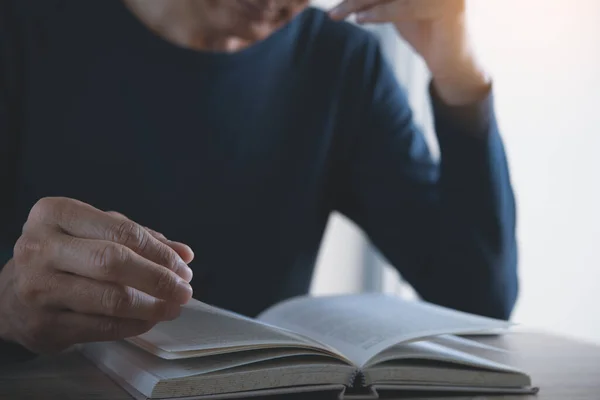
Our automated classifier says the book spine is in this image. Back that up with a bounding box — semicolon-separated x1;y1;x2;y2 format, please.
349;368;366;388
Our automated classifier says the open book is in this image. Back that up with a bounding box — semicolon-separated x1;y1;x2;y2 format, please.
81;294;538;399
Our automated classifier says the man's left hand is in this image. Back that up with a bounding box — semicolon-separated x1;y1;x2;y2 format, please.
329;0;491;105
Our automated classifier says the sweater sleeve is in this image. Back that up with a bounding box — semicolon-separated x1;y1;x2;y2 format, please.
335;37;518;320
0;0;39;364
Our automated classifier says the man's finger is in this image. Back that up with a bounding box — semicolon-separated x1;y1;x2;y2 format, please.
107;211;195;272
50;234;193;304
354;1;399;23
329;0;388;20
356;0;455;23
330;0;450;22
55;311;156;345
144;227;195;264
43;273;182;321
30;198;193;281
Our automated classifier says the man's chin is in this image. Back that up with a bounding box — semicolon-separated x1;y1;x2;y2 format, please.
236;20;289;42
251;6;306;39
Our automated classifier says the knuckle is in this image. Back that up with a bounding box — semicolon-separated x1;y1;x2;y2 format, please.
100;287;130;316
155;269;177;295
13;234;42;264
93;244;128;279
31;197;74;222
109;220;145;249
157;244;179;270
28;197;80;233
29;197;57;221
136;229;151;253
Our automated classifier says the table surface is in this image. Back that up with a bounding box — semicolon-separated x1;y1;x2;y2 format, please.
1;331;599;400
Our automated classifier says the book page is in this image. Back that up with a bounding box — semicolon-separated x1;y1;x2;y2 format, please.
130;299;328;358
365;339;521;372
83;341;336;380
427;335;515;365
258;294;510;367
80;341;350;398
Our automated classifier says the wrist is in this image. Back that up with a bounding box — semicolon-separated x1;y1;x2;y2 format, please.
420;16;491;106
431;59;491;106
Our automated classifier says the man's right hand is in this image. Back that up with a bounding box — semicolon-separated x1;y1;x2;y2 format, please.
0;197;194;354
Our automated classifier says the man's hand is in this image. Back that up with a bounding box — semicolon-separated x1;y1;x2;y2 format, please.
329;0;491;105
0;197;194;354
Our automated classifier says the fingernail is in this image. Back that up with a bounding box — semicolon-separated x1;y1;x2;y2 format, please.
176;280;193;303
177;260;194;283
173;242;195;261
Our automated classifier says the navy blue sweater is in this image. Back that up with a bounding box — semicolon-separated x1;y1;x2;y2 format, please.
0;0;518;357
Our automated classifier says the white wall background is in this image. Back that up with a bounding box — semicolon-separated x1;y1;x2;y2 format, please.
468;0;600;345
310;0;600;345
310;0;387;296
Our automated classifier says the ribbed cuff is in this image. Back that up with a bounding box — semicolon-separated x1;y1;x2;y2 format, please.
429;79;495;139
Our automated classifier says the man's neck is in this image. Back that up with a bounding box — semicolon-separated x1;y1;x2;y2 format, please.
122;0;252;52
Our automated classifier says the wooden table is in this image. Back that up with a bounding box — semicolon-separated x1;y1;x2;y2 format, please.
1;331;599;400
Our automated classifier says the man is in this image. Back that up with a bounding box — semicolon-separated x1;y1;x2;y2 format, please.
0;0;518;362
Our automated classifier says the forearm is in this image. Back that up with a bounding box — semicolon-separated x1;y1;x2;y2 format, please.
331;34;517;320
420;135;518;320
416;84;518;319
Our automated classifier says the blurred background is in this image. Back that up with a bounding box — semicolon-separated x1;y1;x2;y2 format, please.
310;0;600;345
